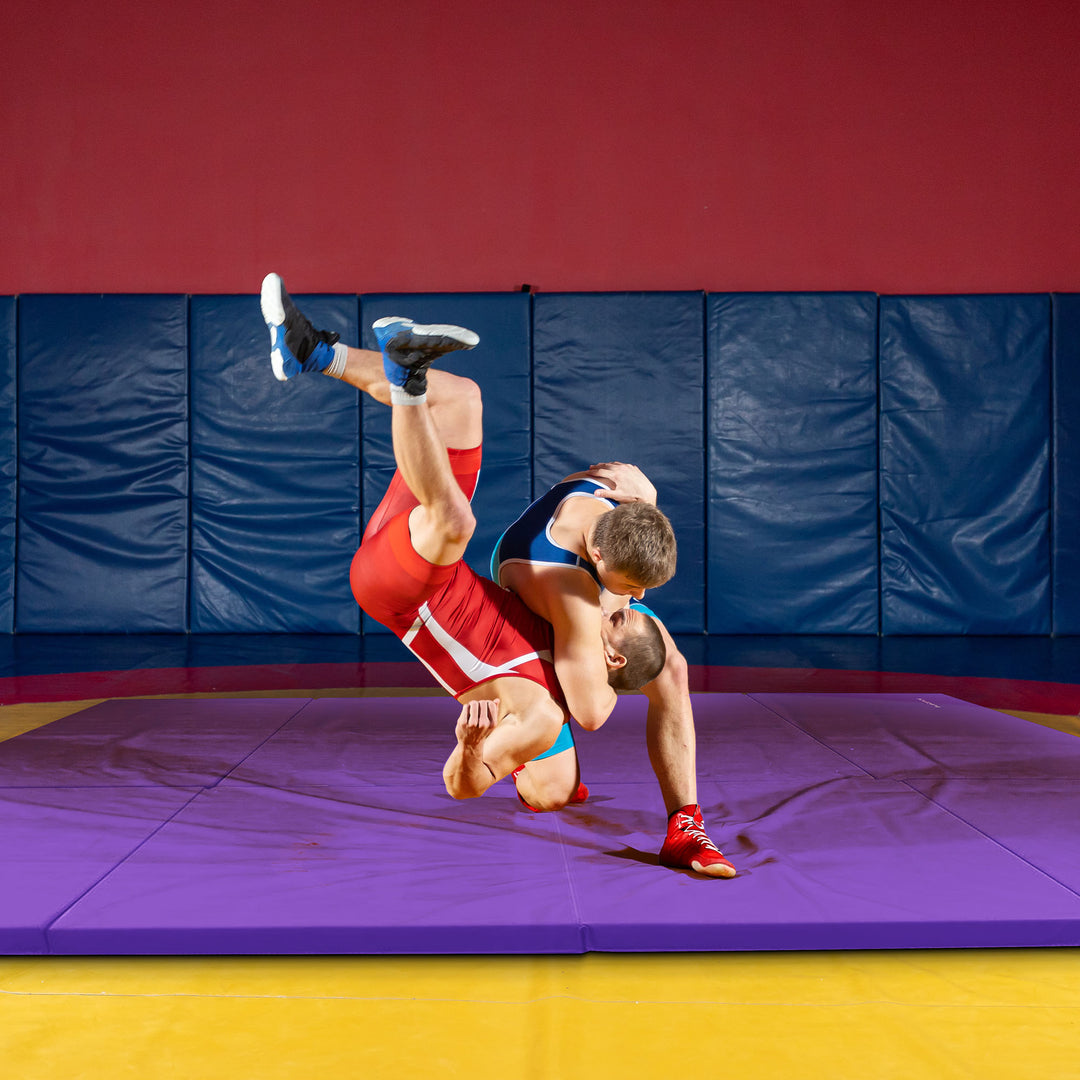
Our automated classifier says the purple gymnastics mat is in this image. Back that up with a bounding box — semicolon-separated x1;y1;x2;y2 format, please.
3;693;1080;955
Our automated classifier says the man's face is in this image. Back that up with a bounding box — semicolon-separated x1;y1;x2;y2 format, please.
595;558;647;600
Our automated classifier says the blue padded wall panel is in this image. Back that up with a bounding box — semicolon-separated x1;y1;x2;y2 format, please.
17;295;189;632
0;298;14;632
533;293;704;633
880;295;1051;634
359;293;532;634
1053;294;1080;634
190;295;360;632
707;293;879;633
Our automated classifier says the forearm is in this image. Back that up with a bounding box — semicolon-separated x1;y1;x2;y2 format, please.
557;662;616;731
443;744;496;799
551;626;617;731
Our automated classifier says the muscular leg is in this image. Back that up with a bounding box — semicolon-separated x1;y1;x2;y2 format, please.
645;617;737;878
333;344;482;566
642;623;697;813
391;400;476;566
337;346;482;453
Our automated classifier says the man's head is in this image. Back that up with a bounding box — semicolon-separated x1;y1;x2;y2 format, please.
600;606;667;691
590;502;677;598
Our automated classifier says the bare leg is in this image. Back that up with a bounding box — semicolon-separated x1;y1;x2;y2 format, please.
392;401;476;566
645;619;736;878
339;345;482;452
642;623;697;813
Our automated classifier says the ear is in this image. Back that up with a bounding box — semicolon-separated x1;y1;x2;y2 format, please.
603;643;627;670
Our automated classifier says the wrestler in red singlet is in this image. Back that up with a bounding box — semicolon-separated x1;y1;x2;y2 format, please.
350;444;567;706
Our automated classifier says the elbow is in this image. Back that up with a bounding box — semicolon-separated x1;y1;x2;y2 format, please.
442;768;481;801
574;710;608;733
443;778;480;801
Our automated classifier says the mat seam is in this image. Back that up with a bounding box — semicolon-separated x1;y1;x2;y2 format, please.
40;784;207;955
207;697;318;789
745;692;877;778
549;812;588;954
37;697;316;954
898;777;1080;903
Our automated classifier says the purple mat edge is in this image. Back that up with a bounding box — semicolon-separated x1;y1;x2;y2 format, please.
41;920;1080;957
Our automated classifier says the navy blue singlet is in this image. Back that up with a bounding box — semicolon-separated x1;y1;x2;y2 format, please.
490;478;617;588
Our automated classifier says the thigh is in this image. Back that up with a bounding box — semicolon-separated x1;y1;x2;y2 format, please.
351;511;453;628
363;445;483;543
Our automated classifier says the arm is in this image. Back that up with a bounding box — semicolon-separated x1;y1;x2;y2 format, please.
547;582;618;732
443;699;499;800
442;695;565;799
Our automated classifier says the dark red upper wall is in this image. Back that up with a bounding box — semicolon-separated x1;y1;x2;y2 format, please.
3;0;1078;294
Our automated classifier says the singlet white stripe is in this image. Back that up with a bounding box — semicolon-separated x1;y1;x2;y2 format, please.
542;489;615;549
403;602;553;689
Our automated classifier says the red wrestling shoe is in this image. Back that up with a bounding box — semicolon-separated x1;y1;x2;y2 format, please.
659;804;736;878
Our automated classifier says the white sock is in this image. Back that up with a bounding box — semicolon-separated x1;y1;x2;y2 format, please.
390;386;427;405
323;342;349;379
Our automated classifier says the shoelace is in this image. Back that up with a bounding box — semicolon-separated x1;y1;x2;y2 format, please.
674;813;721;853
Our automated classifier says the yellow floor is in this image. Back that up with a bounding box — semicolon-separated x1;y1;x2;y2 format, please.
2;951;1080;1079
3;697;1079;1078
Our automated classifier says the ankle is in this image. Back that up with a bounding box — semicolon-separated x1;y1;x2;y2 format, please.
323;342;350;379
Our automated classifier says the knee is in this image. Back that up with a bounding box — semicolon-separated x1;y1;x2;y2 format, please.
440;499;476;547
658;642;689;690
456;375;482;412
523;782;573;813
430;373;483;447
515;768;577;813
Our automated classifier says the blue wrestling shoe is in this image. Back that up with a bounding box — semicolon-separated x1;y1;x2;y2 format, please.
372;316;479;397
261;272;341;382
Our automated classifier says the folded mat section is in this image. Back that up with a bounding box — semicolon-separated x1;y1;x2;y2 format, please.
0;785;202;954
905;778;1080;895
47;782;582;955
0;697;314;787
750;692;1080;779
227;695;465;795
575;692;871;783
559;776;1080;951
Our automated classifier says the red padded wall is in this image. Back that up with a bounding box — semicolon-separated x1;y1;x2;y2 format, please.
3;0;1079;295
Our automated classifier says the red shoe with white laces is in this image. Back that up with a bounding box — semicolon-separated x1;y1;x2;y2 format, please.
659;804;736;878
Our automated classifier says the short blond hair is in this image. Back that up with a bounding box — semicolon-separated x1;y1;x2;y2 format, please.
592;503;677;587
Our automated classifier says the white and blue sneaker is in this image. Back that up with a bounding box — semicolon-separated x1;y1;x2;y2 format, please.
372;316;479;397
261;272;341;381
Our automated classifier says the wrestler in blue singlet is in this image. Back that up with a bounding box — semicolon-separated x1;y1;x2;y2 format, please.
491;477;616;587
491;477;657;761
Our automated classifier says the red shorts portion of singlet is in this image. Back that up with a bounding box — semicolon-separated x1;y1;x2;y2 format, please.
350;446;565;701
